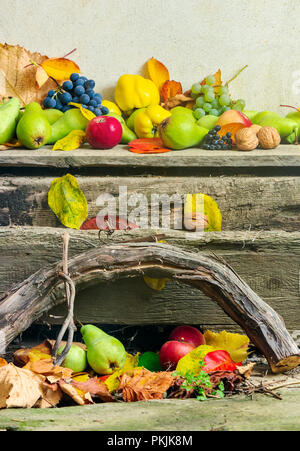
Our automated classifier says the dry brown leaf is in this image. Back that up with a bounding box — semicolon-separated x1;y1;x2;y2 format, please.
0;43;56;106
71;377;114;403
118;369;175;402
236;362;256;379
13;339;52;367
0;363;45;409
35;382;63;408
161;93;193;111
58;380;93;405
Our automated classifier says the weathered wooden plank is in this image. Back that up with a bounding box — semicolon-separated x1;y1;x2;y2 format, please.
1;175;300;231
0;227;299;332
0;145;300;170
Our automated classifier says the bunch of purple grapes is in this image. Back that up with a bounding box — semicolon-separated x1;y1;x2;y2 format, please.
43;73;109;116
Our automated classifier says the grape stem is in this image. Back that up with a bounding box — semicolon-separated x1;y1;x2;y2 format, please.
225;65;248;86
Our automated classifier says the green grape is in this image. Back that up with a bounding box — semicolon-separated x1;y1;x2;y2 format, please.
191;83;202;95
219;94;231;106
221;106;230;113
193;108;206;119
203;102;212;113
201;84;211;94
205;75;216;86
210;98;219;109
218;85;229;96
204;91;215;102
196;96;205;108
233;98;246;110
210;108;219;116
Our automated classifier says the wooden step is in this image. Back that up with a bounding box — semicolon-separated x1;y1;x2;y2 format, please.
0;227;299;334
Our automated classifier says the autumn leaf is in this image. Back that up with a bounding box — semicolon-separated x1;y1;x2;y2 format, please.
105;352;141;393
203;330;249;363
161;80;183;103
118;368;175;402
0;363;45;408
41;57;80;81
147;58;170;94
0;43;56;106
203;350;238;373
52;130;86;151
58;379;93;405
161;93;193;111
71;376;114;402
36;64;49;88
48;173;88;230
184;193;222;232
0;358;7;367
176;345;215;374
201;68;222;93
69;102;96;121
13;339;52;367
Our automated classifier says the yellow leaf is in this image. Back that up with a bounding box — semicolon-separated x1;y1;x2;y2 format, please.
105;353;140;393
184;193;222;232
147;58;170;94
176;345;215;375
204;330;249;363
71;373;90;383
41;58;80;81
52;130;86;151
69;102;96;121
48;173;88;230
143;276;169;291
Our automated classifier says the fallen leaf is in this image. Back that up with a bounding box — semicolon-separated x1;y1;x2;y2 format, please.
0;363;44;409
147;58;170;94
13;339;52;367
0;43;56;106
41;57;80;81
117;368;175;402
161;80;183;103
69;102;96;121
52;130;86;151
203;350;238;373
58;379;92;405
203;330;249;363
184;193;222;232
161;93;194;111
105;353;141;393
143;276;169;290
176;345;215;374
48;173;88;230
71;377;113;402
0;358;7;367
36;65;50;89
128;137;171;154
80;215;139;231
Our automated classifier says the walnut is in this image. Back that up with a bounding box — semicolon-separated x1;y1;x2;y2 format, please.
257;126;281;149
235;127;259;151
250;124;262;135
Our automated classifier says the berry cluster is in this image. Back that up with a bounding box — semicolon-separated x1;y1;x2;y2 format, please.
43;73;109;116
202;126;233;150
191;74;246;120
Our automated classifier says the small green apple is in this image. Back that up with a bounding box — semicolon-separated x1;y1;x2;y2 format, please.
57;344;87;373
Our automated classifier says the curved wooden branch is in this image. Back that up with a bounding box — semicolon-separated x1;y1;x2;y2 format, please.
0;242;299;373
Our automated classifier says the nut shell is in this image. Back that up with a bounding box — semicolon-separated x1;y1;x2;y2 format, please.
257;126;281;149
235;127;259;151
250;124;262;135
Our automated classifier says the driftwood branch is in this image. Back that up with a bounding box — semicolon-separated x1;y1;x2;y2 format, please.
0;242;299;373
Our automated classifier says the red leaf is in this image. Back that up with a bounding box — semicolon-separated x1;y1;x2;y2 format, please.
80;215;139;231
161;80;183;103
128;138;171;154
203;350;238;373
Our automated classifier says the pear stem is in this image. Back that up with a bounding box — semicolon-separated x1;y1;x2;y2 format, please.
225;65;248;86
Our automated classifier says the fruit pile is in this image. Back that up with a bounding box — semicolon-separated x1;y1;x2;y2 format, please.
43;72;109;116
191;74;246;120
202;125;233;150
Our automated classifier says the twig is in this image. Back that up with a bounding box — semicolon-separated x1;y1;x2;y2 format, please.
225;65;248;86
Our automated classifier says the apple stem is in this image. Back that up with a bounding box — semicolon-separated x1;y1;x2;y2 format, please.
280;105;299;111
225;65;248;86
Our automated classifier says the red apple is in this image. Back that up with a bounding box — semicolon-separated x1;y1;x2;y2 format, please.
217;110;252;128
169;325;205;347
159;340;195;370
86;116;122;149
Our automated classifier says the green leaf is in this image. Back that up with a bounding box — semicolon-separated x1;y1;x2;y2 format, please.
48;174;88;229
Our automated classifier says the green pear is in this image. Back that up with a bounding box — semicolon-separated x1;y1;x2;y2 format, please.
159;114;209;150
0;98;21;144
47;109;89;144
196;114;218;130
258;115;298;139
170;106;195;120
126;108;147;131
81;325;126;375
252;111;281;125
243;110;258;122
16;105;51;149
43;108;63;125
57;344;87;373
106;112;137;143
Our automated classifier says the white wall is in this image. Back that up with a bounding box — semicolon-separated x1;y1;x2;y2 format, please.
0;0;299;113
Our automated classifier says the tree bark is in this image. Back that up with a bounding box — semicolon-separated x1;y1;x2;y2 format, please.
0;242;299;373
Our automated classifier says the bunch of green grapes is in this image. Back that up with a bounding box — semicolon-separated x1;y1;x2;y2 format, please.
191;75;246;120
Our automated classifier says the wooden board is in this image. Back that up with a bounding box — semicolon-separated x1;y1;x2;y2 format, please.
1;227;300;332
0;145;300;171
1;175;300;231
